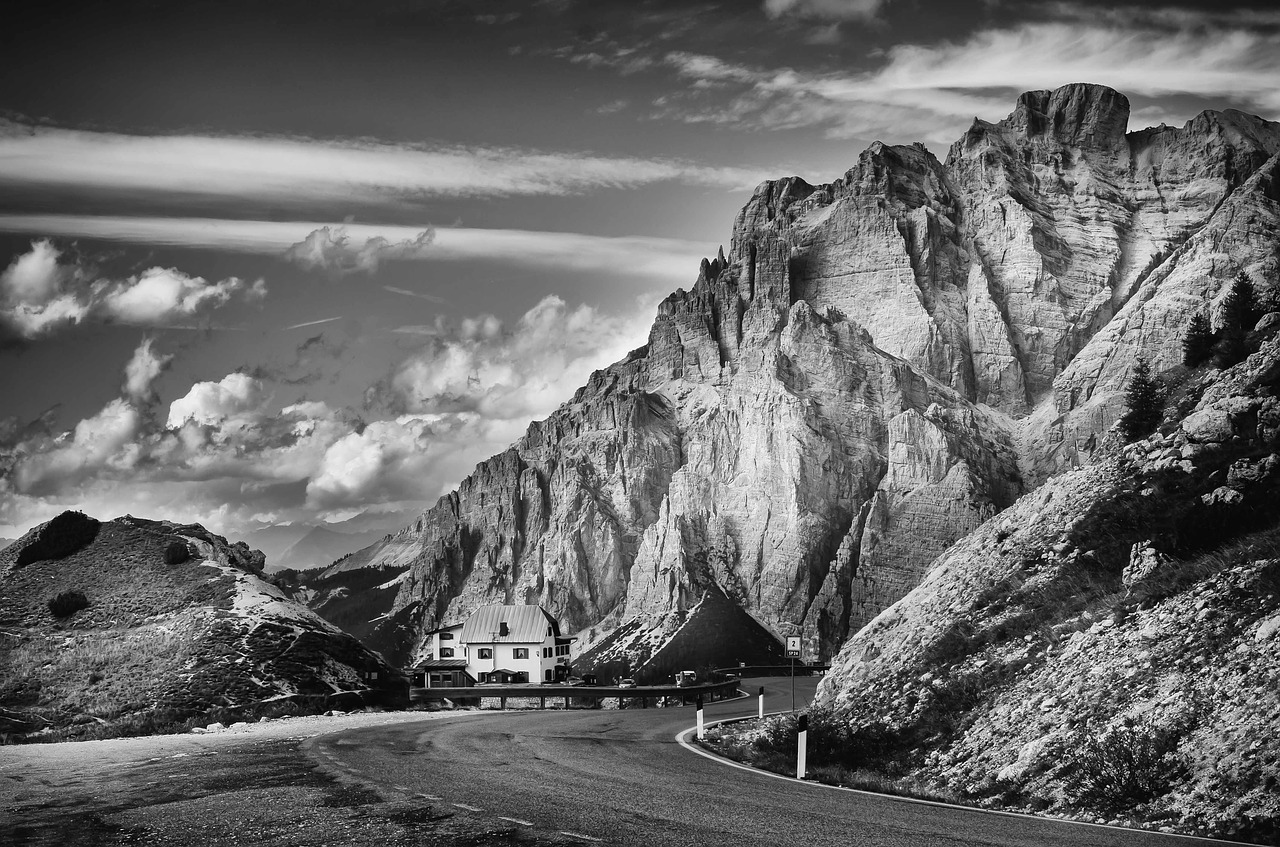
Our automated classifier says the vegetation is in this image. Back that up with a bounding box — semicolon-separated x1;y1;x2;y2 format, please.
1071;716;1189;807
1181;311;1215;367
47;590;89;618
1214;272;1260;367
1118;357;1164;442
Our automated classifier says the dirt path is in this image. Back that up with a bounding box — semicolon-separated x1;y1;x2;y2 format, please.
1;710;576;846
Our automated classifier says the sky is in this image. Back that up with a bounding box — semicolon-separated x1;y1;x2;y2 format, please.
1;0;1278;544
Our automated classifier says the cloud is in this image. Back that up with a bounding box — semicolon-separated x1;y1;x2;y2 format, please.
374;293;657;423
762;0;887;22
12;399;144;496
0;122;769;210
0;240;266;339
166;372;268;429
283;225;436;274
0;216;709;285
1;238;64;304
605;5;1280;145
123;337;173;403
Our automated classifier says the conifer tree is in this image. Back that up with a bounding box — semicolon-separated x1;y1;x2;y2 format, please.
1119;356;1163;442
1182;310;1214;367
1214;273;1257;367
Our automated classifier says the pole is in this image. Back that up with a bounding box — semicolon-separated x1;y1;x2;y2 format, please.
758;686;764;720
696;695;705;740
797;713;808;779
790;655;795;712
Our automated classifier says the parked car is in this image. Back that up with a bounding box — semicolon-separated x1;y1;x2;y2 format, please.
617;678;636;689
674;670;696;687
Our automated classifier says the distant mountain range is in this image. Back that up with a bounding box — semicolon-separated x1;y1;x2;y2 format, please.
237;511;413;573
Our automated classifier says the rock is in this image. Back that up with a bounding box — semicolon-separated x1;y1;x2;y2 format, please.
1201;486;1244;506
204;722;225;732
1124;543;1168;588
298;83;1280;675
1256;615;1280;642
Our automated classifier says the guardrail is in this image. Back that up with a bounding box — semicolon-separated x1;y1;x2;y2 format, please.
716;665;830;677
410;679;741;709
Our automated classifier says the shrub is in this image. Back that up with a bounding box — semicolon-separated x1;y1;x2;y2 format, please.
1118;357;1164;442
1181;310;1215;367
1071;716;1187;807
1214;272;1259;367
163;540;191;565
48;590;90;618
14;511;100;568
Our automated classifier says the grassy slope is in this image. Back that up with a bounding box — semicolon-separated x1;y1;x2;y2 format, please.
0;517;394;741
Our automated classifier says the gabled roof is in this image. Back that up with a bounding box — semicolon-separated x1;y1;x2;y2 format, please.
460;605;560;644
413;658;469;669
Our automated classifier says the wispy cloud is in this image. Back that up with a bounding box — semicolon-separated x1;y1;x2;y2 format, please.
576;5;1280;144
384;286;447;304
0;216;712;285
762;0;888;22
284;316;344;331
0;122;769;207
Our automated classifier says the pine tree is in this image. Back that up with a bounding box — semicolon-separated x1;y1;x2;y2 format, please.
1212;272;1261;367
1181;310;1215;367
1119;356;1164;442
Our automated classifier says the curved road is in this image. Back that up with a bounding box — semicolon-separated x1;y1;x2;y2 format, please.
305;677;1225;847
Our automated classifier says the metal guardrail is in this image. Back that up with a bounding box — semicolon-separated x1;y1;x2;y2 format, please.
410;679;740;708
716;665;830;677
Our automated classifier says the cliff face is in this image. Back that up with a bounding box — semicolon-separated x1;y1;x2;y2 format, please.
310;84;1280;671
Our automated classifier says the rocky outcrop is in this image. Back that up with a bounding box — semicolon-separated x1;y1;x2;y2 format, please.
813;334;1280;840
0;514;397;740
310;84;1280;672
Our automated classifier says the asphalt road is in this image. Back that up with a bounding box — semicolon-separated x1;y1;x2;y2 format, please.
306;677;1223;847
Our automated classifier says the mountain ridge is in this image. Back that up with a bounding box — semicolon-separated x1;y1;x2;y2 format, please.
305;83;1280;674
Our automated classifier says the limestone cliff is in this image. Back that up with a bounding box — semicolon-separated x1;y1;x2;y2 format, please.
308;84;1280;672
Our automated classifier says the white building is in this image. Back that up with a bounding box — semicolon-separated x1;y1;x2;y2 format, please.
413;605;574;687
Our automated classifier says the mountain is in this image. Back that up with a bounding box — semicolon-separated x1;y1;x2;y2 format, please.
0;538;12;551
0;511;398;740
305;83;1280;676
275;524;394;572
814;334;1280;840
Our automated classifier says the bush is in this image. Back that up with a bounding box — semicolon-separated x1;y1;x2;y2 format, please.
163;540;191;565
48;590;90;618
14;511;101;568
1071;716;1187;807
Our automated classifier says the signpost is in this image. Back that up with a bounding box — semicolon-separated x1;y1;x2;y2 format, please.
797;713;808;779
786;635;801;712
696;695;705;740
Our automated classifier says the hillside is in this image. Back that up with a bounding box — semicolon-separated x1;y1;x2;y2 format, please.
812;333;1280;840
0;512;399;741
305;83;1280;675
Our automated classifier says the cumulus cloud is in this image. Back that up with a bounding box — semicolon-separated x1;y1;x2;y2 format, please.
166;372;268;429
123;337;173;403
283;225;436;274
1;292;661;536
0;240;266;339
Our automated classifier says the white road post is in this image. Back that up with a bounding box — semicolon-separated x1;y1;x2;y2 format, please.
797;713;808;779
758;686;764;719
696;695;705;740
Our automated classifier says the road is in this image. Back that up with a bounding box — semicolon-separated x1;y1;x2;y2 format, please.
305;677;1224;847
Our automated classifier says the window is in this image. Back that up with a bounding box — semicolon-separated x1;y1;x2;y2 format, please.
440;647;454;658
543;647;551;658
478;648;493;660
440;632;454;641
513;648;528;660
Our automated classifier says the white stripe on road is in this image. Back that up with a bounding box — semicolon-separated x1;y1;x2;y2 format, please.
417;792;442;801
560;832;603;842
497;816;534;826
452;802;484;812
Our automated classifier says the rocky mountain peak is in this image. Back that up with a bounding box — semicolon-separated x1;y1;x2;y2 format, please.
306;85;1280;680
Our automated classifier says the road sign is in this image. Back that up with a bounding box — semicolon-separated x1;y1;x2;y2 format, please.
786;636;801;657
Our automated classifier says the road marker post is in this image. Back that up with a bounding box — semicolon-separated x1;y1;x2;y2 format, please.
797;713;808;779
758;686;764;719
696;695;705;740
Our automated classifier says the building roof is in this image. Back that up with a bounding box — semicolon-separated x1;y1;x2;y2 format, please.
423;622;465;635
413;658;469;669
460;605;560;644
